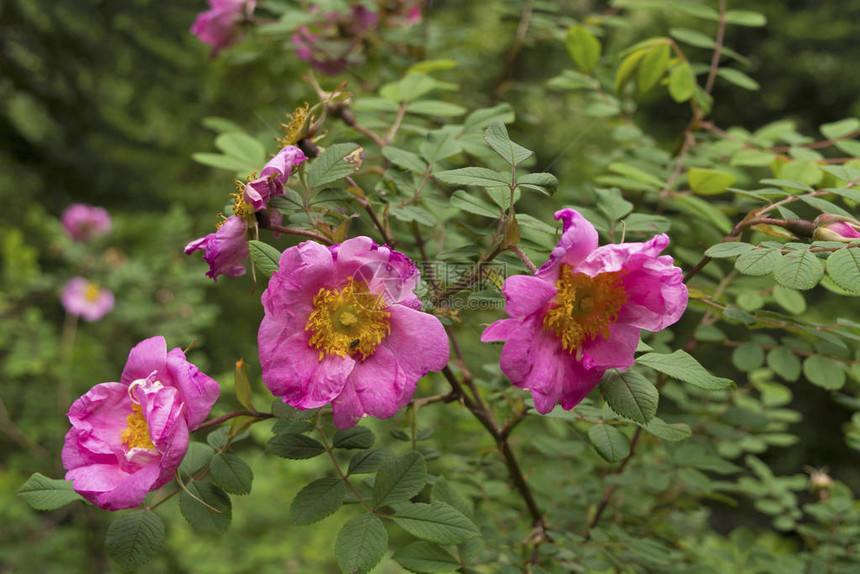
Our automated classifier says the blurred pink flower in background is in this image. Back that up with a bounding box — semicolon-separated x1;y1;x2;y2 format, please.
191;0;256;57
62;336;220;510
61;204;112;242
482;208;688;413
61;277;115;322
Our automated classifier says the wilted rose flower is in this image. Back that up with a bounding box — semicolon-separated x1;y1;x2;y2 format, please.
813;214;860;242
61;204;112;242
258;237;449;428
191;0;256;57
62;336;220;510
185;146;305;280
61;277;115;322
482;209;688;413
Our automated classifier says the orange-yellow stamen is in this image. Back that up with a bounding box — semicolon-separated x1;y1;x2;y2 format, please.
305;277;391;360
83;283;101;302
543;265;628;353
119;404;155;450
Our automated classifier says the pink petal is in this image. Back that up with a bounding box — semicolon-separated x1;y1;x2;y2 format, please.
502;275;556;318
480;318;520;342
165;348;220;429
121;337;167;386
332;345;405;428
382;305;449;379
537;209;599;279
582;323;641;370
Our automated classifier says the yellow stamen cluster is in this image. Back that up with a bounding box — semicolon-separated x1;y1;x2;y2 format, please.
119;404;155;450
83;283;101;302
214;177;256;230
279;103;311;148
305;277;391;360
543;265;628;353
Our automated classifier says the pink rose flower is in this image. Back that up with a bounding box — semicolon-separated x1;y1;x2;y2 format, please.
481;208;688;414
814;214;860;242
258;237;449;428
61;204;112;242
184;215;251;281
61;277;115;322
190;0;255;58
62;336;220;510
243;146;307;211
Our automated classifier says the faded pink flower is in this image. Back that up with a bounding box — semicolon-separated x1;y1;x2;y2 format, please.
814;214;860;242
61;277;115;322
62;336;220;510
481;208;688;413
191;0;255;57
258;237;449;428
61;204;112;242
184;215;250;281
243;146;307;211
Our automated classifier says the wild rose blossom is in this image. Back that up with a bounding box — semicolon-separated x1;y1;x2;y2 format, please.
813;214;860;242
191;0;255;57
62;336;220;510
61;204;112;242
185;146;306;280
258;237;449;428
481;209;688;413
61;277;115;322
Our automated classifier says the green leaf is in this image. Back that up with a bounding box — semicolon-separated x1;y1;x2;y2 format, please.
773;250;824;290
599;369;658;425
734;248;780;276
306;143;363;189
637;350;736;391
772;285;807;314
210;453;253;495
381;73;440;102
483;121;533;166
637;43;670;93
732;343;765;371
202;116;244;133
607;162;665;188
450;190;501;218
18;473;83;511
588;425;630;462
407;100;467;117
642;417;692;441
436;167;510;188
335;513;388;574
672;195;732;233
105;511;165;569
420;130;462;164
717;68;760;91
271;398;318;419
214;132;265;170
463;103;515;132
391;502;480;545
333;426;376;450
348;448;392;475
767;346;802;382
393;541;460;573
803;356;846;390
688;168;736;195
179;482;232;534
233;359;255;412
731;149;776;166
179;442;215;476
373;451;427;507
826;247;860;293
669;28;715;49
516;172;558;195
566;25;602;74
267;433;326;459
192;152;258;173
821;118;860;140
432;477;472;519
290;477;346;525
248;240;281;278
615;48;649;94
668;63;696;102
705;242;755;258
724;10;767;27
382;147;427;173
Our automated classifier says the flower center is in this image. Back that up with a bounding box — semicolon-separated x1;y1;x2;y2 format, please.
119;404;155;450
305;276;391;360
543;265;628;353
83;283;101;302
